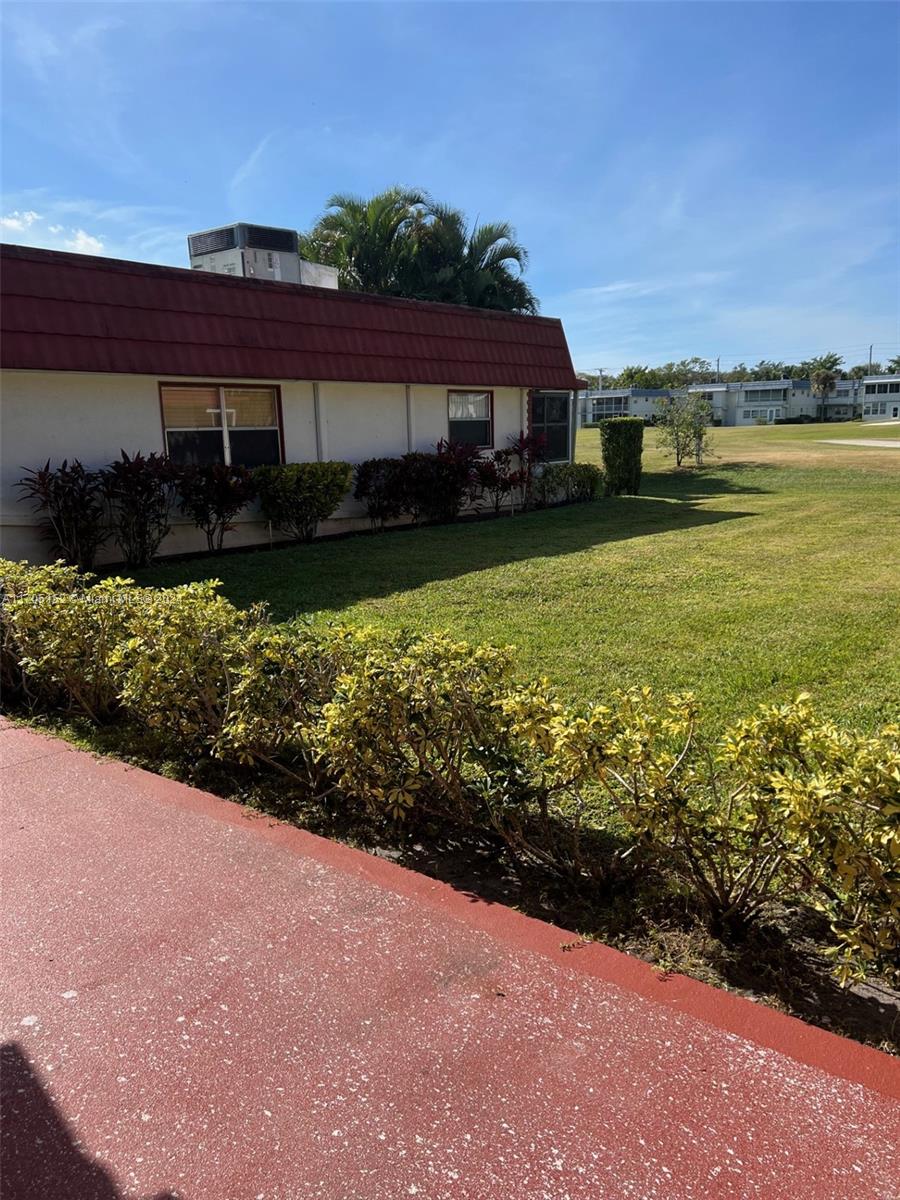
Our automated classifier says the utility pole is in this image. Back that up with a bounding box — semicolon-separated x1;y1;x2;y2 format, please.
715;356;720;383
868;344;873;372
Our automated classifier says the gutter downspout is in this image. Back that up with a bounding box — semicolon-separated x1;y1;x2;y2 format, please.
313;381;325;461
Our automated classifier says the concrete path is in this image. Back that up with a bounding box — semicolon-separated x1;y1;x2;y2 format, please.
819;438;900;448
1;721;898;1200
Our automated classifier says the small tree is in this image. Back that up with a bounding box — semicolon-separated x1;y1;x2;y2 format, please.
656;393;712;467
472;449;517;514
17;459;109;569
103;450;180;567
507;430;547;509
177;464;257;552
599;417;643;494
811;369;837;422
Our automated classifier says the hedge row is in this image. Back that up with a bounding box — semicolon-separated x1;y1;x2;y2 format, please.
19;440;606;569
2;557;897;986
17;456;354;570
353;436;602;529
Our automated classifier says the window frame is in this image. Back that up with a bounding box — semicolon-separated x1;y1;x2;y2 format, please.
158;381;285;466
447;389;494;449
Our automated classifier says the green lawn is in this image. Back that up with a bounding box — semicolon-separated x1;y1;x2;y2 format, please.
137;423;900;731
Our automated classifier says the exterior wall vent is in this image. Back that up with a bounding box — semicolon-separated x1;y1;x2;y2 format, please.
244;225;298;253
188;227;238;257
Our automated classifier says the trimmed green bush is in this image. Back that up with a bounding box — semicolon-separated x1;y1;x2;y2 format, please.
254;461;352;543
110;581;264;749
2;557;897;986
534;462;602;506
599;417;643;495
1;559;84;702
1;564;137;721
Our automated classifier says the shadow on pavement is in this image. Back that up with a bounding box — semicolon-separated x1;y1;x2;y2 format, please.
0;1043;180;1200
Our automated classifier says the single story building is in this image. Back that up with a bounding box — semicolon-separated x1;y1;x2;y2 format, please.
0;244;582;562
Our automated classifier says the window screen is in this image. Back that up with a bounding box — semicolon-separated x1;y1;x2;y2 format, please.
530;392;570;461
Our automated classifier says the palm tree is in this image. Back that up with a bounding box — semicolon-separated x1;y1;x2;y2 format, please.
397;203;537;313
811;368;837;422
458;217;537;314
299;188;427;294
300;190;538;314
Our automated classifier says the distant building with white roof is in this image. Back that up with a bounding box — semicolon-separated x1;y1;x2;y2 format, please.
580;373;900;426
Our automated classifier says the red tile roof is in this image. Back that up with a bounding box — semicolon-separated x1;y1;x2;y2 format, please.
0;244;580;390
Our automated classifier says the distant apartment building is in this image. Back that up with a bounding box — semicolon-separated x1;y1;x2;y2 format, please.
581;374;900;426
582;388;668;424
861;374;900;422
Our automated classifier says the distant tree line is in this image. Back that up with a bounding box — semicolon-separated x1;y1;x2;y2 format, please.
585;352;900;391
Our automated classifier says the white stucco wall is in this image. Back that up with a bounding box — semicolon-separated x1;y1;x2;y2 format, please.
320;381;408;462
409;385;524;452
1;372;552;564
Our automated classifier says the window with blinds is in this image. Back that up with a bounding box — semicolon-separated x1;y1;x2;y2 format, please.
161;385;281;467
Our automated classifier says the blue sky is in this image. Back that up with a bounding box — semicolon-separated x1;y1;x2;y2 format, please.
2;1;898;374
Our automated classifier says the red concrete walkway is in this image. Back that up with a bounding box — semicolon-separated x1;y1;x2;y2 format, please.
1;721;898;1199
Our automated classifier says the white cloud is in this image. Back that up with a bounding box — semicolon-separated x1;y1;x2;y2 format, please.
229;131;278;196
0;208;104;256
0;209;42;232
64;229;105;255
565;271;731;304
0;191;189;264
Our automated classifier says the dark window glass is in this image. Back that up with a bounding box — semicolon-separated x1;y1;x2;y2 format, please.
166;430;224;466
447;392;492;447
545;424;570;461
889;383;899;393
448;419;491;445
530;392;570;461
546;395;568;423
229;429;281;468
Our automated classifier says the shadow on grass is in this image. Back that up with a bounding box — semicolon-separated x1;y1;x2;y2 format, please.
639;465;774;503
0;1042;181;1199
136;496;758;621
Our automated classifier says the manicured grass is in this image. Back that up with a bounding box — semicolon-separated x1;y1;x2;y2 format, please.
136;424;900;731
